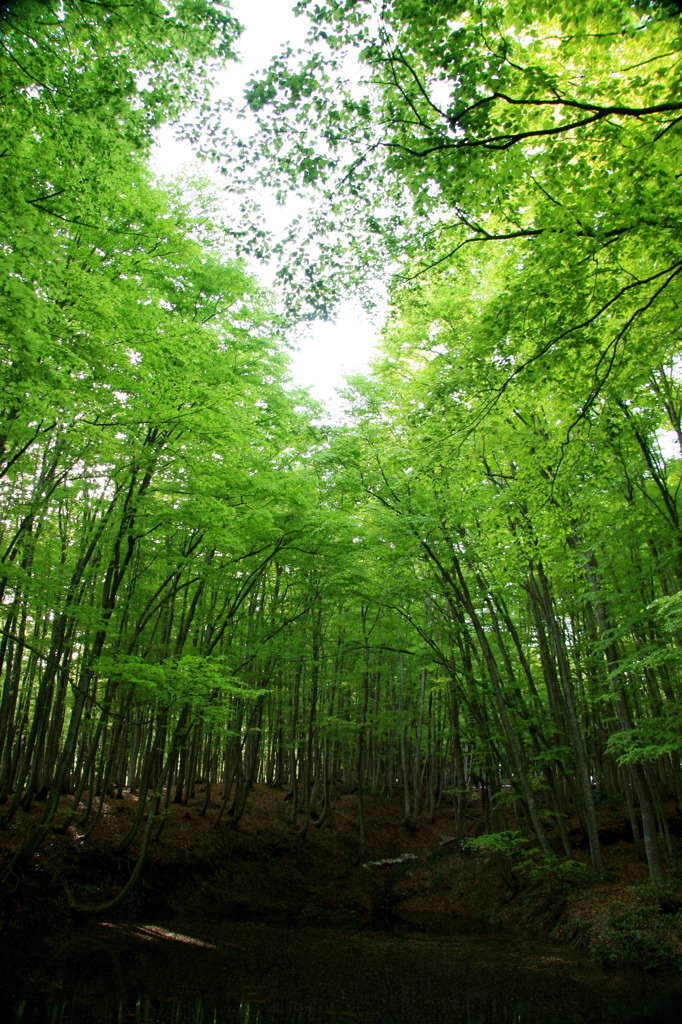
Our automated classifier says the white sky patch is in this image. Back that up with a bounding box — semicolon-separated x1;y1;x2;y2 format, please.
151;0;380;414
290;305;378;414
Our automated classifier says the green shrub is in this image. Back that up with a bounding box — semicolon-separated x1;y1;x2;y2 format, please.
592;895;682;971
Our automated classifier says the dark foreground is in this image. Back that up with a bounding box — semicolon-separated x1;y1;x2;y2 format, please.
2;783;682;989
2;919;682;1024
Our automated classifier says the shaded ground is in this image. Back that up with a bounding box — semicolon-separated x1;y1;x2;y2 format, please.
3;919;682;1024
1;783;681;971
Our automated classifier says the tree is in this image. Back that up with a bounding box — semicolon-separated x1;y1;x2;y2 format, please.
326;229;682;887
3;0;681;912
217;0;682;362
0;0;324;886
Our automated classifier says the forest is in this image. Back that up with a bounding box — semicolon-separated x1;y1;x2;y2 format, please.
1;0;682;952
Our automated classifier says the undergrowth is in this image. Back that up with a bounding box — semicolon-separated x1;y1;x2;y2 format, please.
590;888;682;971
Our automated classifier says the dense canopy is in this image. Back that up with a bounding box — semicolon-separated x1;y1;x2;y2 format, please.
1;0;682;912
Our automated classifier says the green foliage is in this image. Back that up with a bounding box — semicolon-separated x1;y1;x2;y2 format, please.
0;0;334;857
217;0;682;334
592;894;682;971
465;830;551;880
2;0;682;905
464;830;527;857
551;860;595;887
466;833;599;891
606;707;682;765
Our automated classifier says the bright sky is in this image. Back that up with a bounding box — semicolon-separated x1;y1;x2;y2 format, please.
151;0;380;414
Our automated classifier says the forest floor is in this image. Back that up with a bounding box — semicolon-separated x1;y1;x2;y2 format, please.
1;783;682;970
